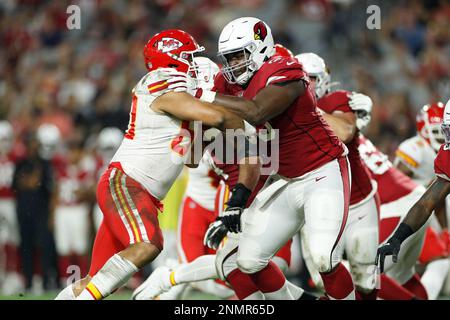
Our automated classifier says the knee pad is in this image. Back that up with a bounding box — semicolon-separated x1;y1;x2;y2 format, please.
236;256;267;274
311;252;333;274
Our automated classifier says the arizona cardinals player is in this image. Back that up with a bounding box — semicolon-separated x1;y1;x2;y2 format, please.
378;100;450;294
0;121;23;294
296;52;379;299
54;29;260;300
197;17;354;300
393;102;449;299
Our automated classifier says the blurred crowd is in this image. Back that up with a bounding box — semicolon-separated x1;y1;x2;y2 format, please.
0;0;449;295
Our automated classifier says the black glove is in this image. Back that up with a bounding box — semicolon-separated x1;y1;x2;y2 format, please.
221;206;243;233
376;222;414;273
376;238;401;274
204;219;228;250
222;183;252;233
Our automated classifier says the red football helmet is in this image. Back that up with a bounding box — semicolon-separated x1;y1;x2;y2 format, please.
143;29;204;74
274;43;294;58
416;102;445;152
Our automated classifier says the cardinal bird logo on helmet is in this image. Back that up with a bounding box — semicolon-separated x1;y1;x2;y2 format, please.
157;37;183;53
253;21;267;41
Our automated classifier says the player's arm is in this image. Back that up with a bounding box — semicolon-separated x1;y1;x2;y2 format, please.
321;111;357;144
377;177;450;272
395;161;414;178
210;81;305;126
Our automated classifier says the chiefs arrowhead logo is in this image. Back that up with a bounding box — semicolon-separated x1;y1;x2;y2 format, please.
253;21;267;41
157;37;183;53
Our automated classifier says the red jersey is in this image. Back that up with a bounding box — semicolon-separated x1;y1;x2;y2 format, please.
434;144;450;182
0;152;22;199
213;55;346;180
54;155;96;206
318;90;373;205
358;135;418;204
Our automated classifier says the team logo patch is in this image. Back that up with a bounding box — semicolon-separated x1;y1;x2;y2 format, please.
157;37;183;53
253;21;267;41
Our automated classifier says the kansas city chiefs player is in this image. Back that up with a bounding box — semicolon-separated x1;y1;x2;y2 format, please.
378;100;450;293
194;17;355;300
55;29;260;300
296;52;379;299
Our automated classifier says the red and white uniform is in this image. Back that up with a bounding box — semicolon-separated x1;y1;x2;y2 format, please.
395;135;437;186
302;91;379;292
177;154;221;263
54;155;96;256
213;55;351;280
358;135;446;284
90;69;193;276
0;152;20;246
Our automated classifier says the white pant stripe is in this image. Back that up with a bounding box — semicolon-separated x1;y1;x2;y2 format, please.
120;174;150;243
109;168;135;244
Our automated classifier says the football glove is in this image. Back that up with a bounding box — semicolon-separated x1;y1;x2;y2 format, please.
376;238;401;274
221;206;243;233
158;68;198;95
204;219;228;250
349;92;373;130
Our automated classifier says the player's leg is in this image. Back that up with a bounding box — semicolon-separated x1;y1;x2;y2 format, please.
345;196;379;299
417;227;449;299
71;206;90;278
235;178;313;300
303;157;355;300
76;167;163;300
54;206;72;286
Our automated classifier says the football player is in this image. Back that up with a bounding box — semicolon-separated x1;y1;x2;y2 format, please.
198;17;355;300
54;29;260;300
296;52;379;299
377;100;450;294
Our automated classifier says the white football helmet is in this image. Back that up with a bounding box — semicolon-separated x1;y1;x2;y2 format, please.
192;57;220;90
36;123;61;159
217;17;275;85
443;99;450;144
0;120;13;154
295;52;336;99
97;127;123;160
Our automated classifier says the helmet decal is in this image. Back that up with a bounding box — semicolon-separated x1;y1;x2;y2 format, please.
157;37;183;53
253;21;267;41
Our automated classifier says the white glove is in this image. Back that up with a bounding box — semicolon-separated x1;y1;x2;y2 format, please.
349;92;373;130
158;68;198;95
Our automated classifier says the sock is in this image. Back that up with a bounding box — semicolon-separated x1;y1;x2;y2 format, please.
263;280;295;300
226;269;261;300
75;254;90;277
171;255;217;285
54;283;76;300
76;254;138;300
248;261;286;293
320;263;355;300
4;244;20;273
191;280;235;299
420;259;449;299
378;275;416;300
403;273;428;300
356;289;378;300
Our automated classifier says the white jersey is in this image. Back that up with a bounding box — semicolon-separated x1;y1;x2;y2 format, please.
185;153;219;211
394;135;436;186
111;69;194;200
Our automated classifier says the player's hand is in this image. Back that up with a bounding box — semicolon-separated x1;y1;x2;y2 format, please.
204;219;228;250
221;206;243;233
376;237;401;273
349;92;372;130
158;68;198;94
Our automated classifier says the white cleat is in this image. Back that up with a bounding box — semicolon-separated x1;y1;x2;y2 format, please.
132;266;172;300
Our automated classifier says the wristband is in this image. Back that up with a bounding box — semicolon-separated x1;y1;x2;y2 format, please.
226;183;252;208
195;88;216;103
391;222;414;243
